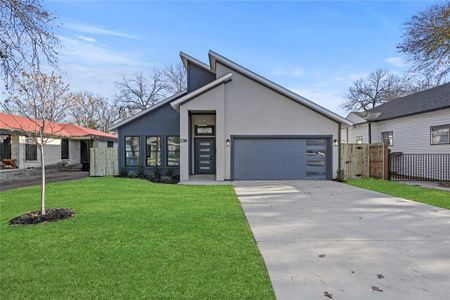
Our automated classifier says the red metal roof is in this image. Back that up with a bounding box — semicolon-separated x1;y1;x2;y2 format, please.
0;113;117;140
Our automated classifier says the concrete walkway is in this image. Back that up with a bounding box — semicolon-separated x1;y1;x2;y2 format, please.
234;180;450;300
0;171;89;191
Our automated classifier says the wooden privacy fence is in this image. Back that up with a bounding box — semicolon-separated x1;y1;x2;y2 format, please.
340;143;389;180
90;148;118;176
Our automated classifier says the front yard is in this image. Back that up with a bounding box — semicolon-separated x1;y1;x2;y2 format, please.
0;177;274;299
347;178;450;209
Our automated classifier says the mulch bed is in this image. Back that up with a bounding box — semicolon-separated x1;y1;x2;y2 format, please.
9;208;75;225
149;176;180;184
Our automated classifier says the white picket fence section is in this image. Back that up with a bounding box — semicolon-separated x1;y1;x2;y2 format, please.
90;148;118;176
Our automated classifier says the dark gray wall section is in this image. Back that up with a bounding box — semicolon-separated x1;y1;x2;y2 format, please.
231;136;332;180
187;62;216;92
118;103;180;174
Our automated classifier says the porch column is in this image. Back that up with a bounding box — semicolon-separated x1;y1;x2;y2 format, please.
179;106;190;181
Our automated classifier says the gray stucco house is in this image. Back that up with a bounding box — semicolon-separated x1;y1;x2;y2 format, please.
111;50;352;182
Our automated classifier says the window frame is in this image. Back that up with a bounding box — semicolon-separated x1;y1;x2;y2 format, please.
430;124;450;145
124;136;140;167
25;138;38;161
381;131;394;146
166;136;180;167
107;141;114;148
61;139;69;160
146;136;161;167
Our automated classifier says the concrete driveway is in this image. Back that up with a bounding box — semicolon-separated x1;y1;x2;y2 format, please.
234;180;450;300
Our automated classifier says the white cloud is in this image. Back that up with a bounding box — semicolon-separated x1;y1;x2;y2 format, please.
76;35;96;43
56;36;151;97
64;21;140;40
385;56;404;68
272;68;304;77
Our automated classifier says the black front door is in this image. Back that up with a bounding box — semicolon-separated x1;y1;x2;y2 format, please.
80;140;92;171
195;138;215;174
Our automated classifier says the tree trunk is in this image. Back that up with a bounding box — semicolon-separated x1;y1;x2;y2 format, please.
39;138;46;215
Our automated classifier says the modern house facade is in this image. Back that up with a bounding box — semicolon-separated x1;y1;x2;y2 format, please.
0;113;118;170
342;83;450;154
112;50;352;182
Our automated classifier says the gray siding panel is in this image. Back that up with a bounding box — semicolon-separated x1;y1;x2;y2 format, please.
118;103;180;174
187;63;216;92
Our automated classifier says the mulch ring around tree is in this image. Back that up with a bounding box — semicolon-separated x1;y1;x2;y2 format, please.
9;208;75;225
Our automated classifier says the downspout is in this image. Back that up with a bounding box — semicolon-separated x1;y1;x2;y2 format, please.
368;122;372;144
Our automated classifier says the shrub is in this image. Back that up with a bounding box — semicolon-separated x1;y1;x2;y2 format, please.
119;166;129;177
165;167;174;178
335;169;345;182
152;166;162;179
136;164;146;178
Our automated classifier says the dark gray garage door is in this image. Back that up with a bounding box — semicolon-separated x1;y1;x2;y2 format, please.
232;137;331;180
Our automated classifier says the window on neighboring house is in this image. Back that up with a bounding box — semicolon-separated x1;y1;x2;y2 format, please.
356;136;363;144
61;139;69;159
167;136;180;166
25;139;37;161
107;141;114;148
125;136;140;166
431;124;450;145
146;136;161;166
381;131;394;146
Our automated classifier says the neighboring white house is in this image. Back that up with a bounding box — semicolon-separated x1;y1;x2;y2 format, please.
0;113;118;170
342;83;450;154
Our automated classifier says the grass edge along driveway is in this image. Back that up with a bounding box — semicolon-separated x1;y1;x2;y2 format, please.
0;177;275;299
347;178;450;209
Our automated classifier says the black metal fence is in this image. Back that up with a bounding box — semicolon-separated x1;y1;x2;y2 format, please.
389;153;450;181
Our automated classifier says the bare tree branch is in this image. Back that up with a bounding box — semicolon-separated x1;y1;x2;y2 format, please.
341;69;408;112
397;2;450;82
0;0;59;89
1;71;72;214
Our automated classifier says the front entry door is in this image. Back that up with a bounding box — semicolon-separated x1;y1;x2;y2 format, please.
195;138;216;174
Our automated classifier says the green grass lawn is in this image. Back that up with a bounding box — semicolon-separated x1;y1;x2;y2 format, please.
0;177;274;299
347;178;450;209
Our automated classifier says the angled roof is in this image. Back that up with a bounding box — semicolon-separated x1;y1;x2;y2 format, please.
206;50;353;125
171;73;232;110
179;51;211;72
109;91;187;130
364;82;450;121
0;112;117;140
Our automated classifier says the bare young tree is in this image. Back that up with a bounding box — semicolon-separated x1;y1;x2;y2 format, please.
2;72;72;214
397;2;450;82
342;69;407;112
115;71;166;114
163;62;187;94
0;0;59;88
69;91;125;132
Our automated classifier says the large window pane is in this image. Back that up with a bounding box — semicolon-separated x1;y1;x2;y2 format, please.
25;139;37;161
167;136;180;166
146;136;161;166
431;125;450;145
125;136;140;166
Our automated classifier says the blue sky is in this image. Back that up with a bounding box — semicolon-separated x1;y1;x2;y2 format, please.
46;0;435;115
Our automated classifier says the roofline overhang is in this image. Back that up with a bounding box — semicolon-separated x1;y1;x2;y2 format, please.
171;73;233;111
179;51;212;72
109;91;187;130
207;50;353;126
